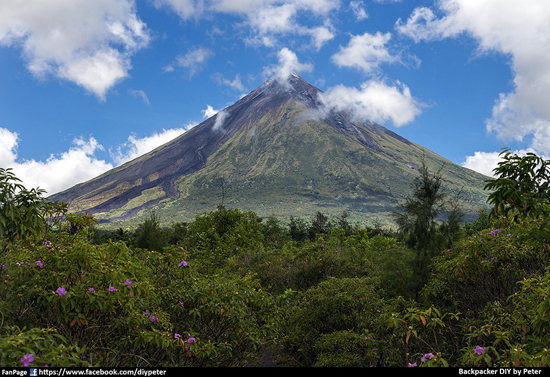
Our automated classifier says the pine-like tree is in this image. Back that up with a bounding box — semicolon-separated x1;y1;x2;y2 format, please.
391;159;464;300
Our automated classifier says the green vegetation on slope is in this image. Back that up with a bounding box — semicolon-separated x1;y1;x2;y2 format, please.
100;99;489;231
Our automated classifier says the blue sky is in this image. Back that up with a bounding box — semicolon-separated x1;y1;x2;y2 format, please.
1;0;548;195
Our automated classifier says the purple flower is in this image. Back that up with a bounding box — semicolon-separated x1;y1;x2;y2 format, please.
88;288;95;293
187;337;196;343
474;346;485;355
21;354;34;367
408;362;417;367
124;279;132;287
108;286;117;292
44;241;52;248
179;260;188;267
150;316;159;322
1;265;6;269
175;333;181;339
179;301;184;307
56;287;67;296
35;261;44;268
421;353;434;362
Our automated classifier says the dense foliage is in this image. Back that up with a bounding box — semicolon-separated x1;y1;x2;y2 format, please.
1;149;550;367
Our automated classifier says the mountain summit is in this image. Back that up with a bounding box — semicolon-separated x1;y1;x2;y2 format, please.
51;73;489;227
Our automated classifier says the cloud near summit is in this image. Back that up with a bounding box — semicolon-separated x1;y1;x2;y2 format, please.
318;79;424;127
263;48;313;86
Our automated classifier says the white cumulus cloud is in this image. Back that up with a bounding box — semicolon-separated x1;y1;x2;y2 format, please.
395;0;550;154
331;31;401;75
0;0;151;101
110;128;187;165
0;127;113;195
461;148;547;178
202;104;221;119
0;126;192;196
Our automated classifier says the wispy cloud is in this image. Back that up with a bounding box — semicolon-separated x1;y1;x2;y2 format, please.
128;89;150;105
166;46;215;78
211;73;247;92
350;1;368;21
154;0;340;49
212;110;229;132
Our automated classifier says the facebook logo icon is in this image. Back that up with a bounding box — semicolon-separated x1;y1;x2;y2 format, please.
30;369;38;376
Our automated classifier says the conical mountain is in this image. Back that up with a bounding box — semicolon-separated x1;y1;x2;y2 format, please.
51;73;490;228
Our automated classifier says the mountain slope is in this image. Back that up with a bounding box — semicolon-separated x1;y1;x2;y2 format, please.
51;73;490;228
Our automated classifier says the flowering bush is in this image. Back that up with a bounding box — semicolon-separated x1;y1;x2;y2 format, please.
422;214;550;316
0;326;87;367
0;230;275;366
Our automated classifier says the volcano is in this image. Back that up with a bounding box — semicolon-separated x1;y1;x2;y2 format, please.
51;73;489;228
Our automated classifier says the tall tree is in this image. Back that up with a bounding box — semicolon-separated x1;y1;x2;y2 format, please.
391;159;464;300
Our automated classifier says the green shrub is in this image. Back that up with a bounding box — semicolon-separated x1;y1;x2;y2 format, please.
278;277;384;366
185;205;264;271
313;330;379;367
461;266;550;368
